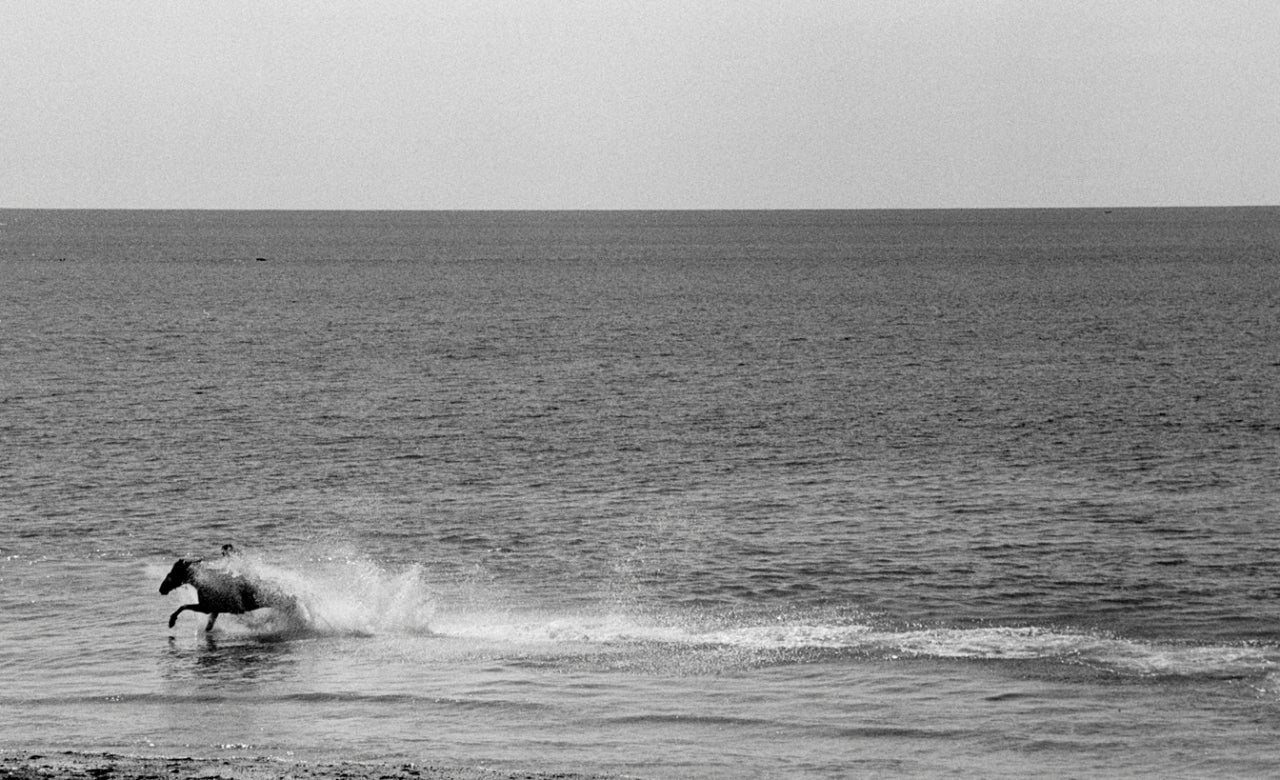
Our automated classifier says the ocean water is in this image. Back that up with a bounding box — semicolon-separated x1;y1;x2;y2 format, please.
1;208;1278;778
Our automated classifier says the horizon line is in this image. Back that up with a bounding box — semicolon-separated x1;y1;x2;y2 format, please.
2;204;1277;213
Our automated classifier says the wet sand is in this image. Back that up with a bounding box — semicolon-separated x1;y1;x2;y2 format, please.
0;752;618;780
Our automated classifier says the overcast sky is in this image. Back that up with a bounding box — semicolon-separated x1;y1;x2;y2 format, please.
3;1;1277;209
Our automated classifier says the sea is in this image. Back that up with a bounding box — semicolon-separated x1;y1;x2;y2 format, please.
1;208;1278;778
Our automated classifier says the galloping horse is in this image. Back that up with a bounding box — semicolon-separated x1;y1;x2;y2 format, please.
158;551;295;631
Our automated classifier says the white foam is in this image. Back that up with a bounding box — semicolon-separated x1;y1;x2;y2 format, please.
168;551;437;639
427;612;1276;677
429;611;694;645
151;553;1276;678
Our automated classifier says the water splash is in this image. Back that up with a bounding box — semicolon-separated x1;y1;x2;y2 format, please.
427;610;1277;679
254;554;435;637
873;625;1276;678
155;549;435;639
151;551;1276;679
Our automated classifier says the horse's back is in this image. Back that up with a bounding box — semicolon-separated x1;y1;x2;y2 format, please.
193;568;258;613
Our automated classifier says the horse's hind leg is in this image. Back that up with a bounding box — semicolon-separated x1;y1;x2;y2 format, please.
205;613;219;632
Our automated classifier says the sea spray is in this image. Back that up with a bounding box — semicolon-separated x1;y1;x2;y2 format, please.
152;550;1276;680
423;606;1280;679
158;549;437;638
260;553;435;637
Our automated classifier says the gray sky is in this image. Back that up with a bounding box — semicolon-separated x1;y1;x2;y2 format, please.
3;1;1277;209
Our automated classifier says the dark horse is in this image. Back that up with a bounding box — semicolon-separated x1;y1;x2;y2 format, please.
159;554;294;631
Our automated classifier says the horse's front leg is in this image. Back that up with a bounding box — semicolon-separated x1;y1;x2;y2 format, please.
170;603;213;629
205;613;219;632
169;604;194;628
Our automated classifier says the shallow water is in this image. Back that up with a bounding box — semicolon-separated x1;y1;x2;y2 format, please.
2;208;1279;777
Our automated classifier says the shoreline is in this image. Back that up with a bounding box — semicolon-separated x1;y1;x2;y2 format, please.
0;751;622;780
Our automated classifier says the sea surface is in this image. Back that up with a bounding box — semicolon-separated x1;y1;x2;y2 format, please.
1;208;1278;778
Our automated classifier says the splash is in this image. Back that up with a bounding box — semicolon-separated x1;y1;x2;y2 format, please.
159;549;435;639
151;552;1277;679
870;625;1277;678
426;610;1278;679
265;555;433;637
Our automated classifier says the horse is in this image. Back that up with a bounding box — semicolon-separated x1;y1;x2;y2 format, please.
158;553;295;631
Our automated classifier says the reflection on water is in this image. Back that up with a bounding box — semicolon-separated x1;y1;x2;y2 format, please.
161;633;301;685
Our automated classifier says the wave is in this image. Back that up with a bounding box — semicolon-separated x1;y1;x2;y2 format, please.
0;691;549;712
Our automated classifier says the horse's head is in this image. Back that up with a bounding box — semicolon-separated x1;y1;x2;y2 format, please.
159;558;200;595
